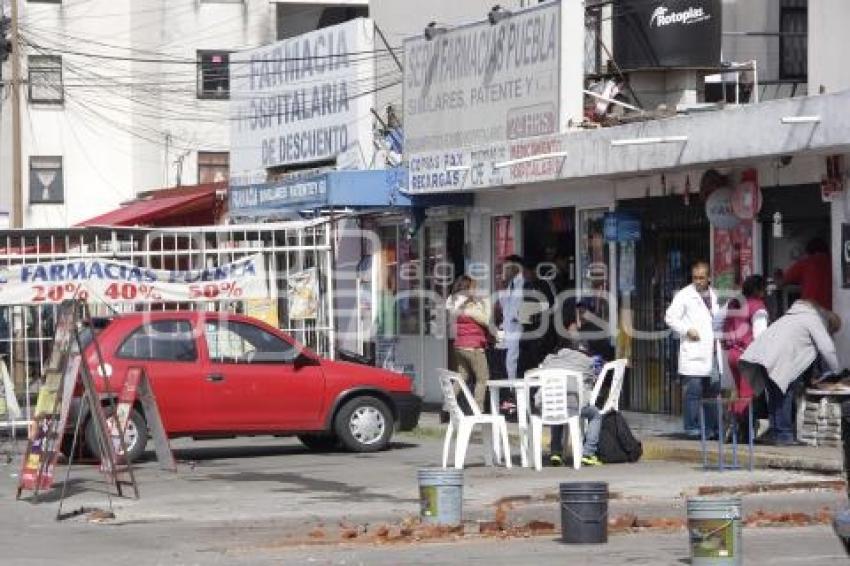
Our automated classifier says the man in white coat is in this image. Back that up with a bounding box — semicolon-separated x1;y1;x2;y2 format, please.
498;255;526;381
665;261;722;438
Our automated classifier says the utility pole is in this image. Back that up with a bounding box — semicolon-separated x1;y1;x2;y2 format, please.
9;0;22;228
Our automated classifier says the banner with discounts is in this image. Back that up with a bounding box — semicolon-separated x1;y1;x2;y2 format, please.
0;254;269;305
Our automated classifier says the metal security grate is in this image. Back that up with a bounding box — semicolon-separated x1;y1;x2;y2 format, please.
0;222;334;424
617;197;710;415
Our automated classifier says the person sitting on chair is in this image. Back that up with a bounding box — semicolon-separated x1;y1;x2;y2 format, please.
534;346;604;467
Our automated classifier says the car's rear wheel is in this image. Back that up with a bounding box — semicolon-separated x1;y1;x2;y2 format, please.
334;396;393;452
86;407;147;463
298;434;339;452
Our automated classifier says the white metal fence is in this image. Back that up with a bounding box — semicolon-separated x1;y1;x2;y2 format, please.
0;221;334;424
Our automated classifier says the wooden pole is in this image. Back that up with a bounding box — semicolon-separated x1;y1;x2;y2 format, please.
9;0;22;228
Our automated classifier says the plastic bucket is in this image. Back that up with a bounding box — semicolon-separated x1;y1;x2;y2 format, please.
559;482;608;544
687;497;743;566
418;468;463;526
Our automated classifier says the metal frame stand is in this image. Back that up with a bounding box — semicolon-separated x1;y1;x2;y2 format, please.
699;397;754;471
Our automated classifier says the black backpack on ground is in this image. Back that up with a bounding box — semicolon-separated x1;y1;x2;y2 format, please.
597;411;643;464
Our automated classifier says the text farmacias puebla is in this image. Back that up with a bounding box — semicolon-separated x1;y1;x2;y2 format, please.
406;9;558;107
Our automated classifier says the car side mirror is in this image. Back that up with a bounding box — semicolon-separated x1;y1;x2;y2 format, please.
294;351;319;370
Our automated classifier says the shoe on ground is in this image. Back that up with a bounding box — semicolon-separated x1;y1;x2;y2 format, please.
581;455;603;466
549;454;564;467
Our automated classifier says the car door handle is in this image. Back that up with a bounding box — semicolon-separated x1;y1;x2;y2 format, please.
206;373;225;383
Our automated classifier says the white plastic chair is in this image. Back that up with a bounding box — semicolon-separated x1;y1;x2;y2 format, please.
526;368;584;471
438;369;512;470
589;359;628;414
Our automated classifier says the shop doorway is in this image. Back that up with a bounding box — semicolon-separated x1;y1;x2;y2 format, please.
446;220;466;282
618;196;710;414
759;184;831;317
521;207;576;289
444;219;466;386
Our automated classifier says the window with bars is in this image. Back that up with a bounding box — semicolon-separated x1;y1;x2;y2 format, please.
780;1;807;80
198;151;229;183
28;55;63;104
197;50;230;99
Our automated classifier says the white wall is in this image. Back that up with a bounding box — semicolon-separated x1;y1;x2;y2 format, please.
831;156;850;366
809;0;850;94
721;0;780;80
0;0;281;228
0;1;358;228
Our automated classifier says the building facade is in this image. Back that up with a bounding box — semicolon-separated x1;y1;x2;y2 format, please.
371;0;850;409
0;0;366;228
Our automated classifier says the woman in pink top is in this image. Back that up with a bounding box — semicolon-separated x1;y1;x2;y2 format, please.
447;275;492;412
723;275;769;420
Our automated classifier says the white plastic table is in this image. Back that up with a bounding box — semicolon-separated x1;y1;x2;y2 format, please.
486;378;541;468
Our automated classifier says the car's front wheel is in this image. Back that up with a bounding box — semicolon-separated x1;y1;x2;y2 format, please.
86;407;148;463
334;396;393;452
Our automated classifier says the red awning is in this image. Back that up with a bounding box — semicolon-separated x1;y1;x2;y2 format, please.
76;184;222;227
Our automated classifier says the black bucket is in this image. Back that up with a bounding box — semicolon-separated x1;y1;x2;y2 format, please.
559;482;609;544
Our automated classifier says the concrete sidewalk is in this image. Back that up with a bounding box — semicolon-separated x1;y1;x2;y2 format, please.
414;410;846;474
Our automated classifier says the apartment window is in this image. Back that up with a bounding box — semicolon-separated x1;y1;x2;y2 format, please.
780;1;807;80
28;55;63;104
29;156;63;204
277;5;368;40
198;151;229;183
317;7;368;29
584;8;601;76
197;50;230;99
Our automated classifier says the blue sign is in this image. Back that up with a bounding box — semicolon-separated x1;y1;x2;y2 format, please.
618;214;641;242
604;212;641;242
230;177;328;214
603;213;619;242
228;169;413;219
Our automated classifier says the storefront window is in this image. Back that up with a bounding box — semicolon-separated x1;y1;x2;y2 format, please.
377;226;399;337
376;223;425;336
423;225;450;337
397;231;421;335
492;215;515;291
579;208;611;321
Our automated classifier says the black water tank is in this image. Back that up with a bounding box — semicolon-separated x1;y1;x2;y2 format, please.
612;0;722;71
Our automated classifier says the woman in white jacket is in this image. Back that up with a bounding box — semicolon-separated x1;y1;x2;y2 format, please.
664;261;722;438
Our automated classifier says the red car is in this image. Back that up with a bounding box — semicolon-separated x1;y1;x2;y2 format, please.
78;312;421;461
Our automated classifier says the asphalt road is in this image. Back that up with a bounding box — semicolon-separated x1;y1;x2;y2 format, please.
1;434;848;564
275;526;847;566
2;520;846;565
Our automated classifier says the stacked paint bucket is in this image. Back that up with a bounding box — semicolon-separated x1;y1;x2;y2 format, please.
417;468;464;526
687;497;743;565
